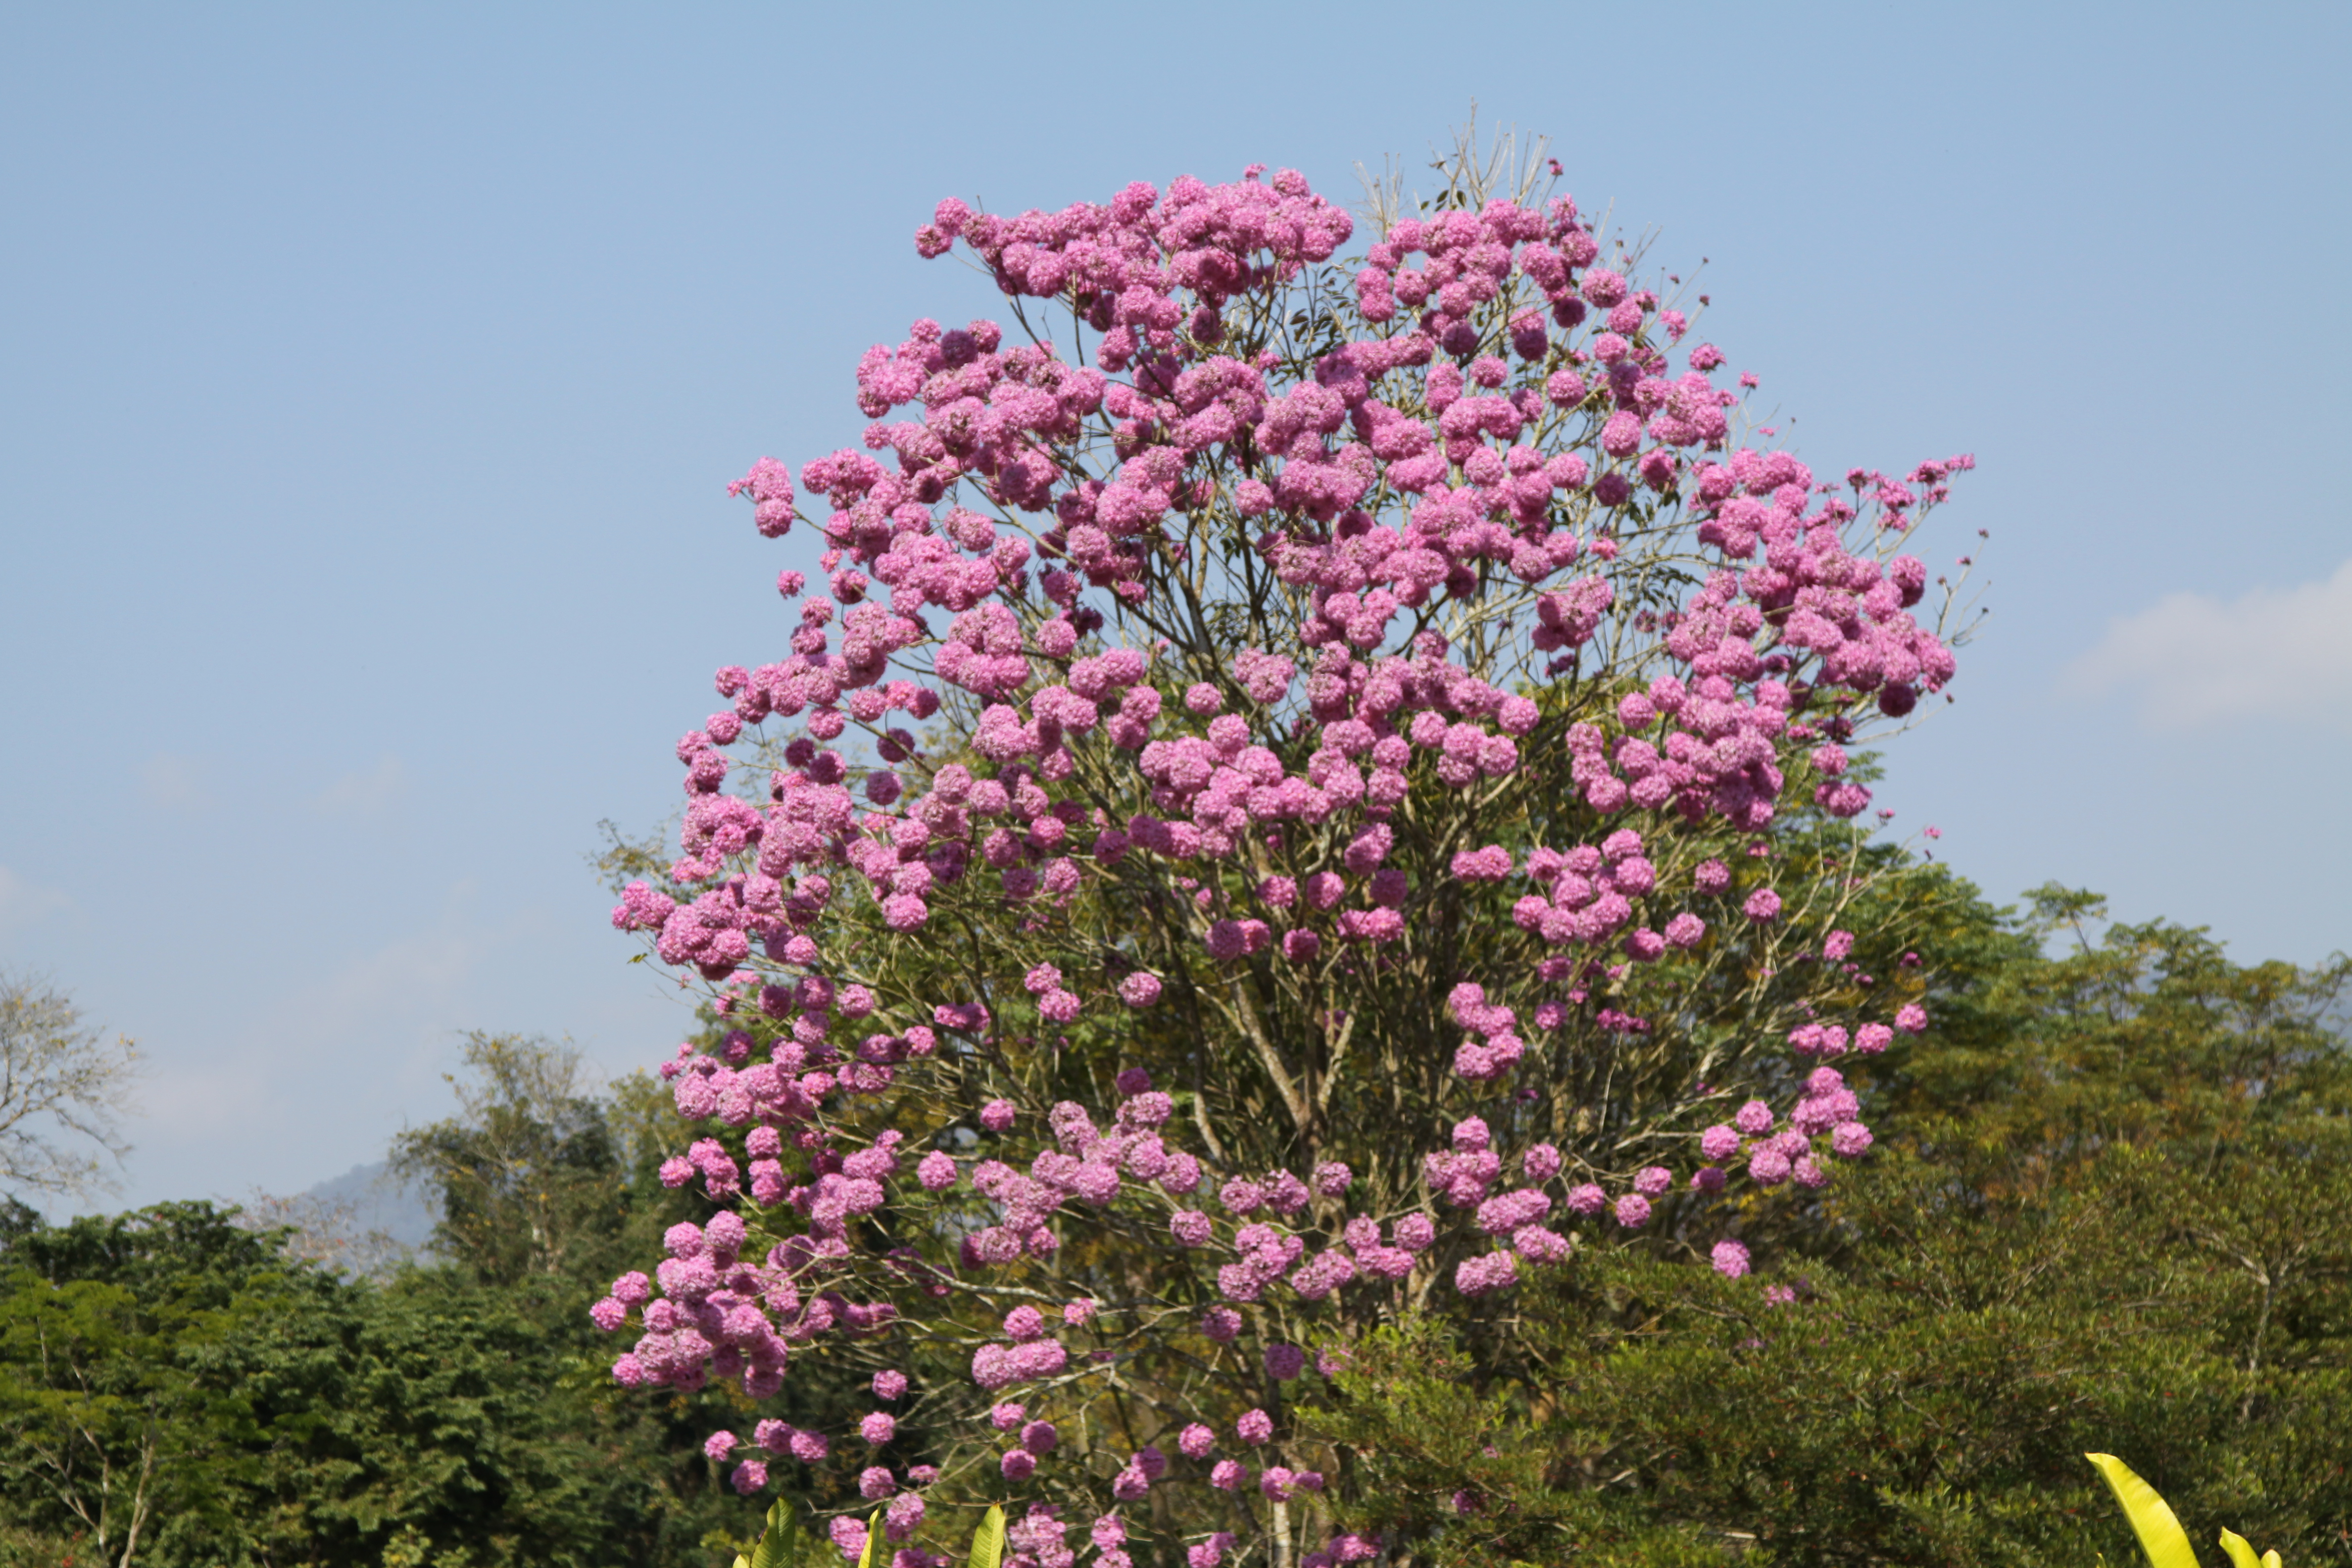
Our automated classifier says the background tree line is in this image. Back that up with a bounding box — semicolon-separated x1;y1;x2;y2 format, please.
0;1026;875;1568
1;861;2346;1567
1312;874;2352;1566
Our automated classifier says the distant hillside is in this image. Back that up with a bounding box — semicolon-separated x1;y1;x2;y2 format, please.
234;1160;440;1277
303;1160;439;1247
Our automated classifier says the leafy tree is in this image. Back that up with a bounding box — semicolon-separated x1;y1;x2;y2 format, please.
0;1204;283;1567
0;1192;781;1568
388;1032;640;1290
1305;879;2352;1566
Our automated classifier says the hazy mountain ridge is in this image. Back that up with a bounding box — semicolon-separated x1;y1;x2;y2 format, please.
301;1160;439;1247
225;1160;440;1277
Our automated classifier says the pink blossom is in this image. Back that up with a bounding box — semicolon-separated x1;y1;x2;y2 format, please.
1830;1121;1874;1158
1454;1250;1520;1296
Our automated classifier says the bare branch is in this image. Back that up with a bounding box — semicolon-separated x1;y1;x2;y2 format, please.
0;971;143;1199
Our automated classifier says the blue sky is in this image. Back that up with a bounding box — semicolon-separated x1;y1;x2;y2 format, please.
3;1;2347;1212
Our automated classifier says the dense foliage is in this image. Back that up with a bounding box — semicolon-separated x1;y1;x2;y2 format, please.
1309;882;2352;1567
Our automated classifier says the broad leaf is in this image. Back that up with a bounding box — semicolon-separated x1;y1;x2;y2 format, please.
752;1500;801;1568
2216;1528;2280;1568
2087;1453;2202;1568
967;1505;1007;1568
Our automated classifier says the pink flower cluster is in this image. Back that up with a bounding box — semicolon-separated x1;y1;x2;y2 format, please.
602;154;1969;1554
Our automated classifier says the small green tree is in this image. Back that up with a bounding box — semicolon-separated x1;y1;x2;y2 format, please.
389;1032;639;1289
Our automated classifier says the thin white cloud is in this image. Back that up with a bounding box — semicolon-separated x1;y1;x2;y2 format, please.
0;865;73;937
139;752;214;811
137;882;529;1140
296;922;478;1037
311;753;409;819
2066;558;2352;730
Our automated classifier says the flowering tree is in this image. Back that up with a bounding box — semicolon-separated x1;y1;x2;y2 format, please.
597;133;1974;1568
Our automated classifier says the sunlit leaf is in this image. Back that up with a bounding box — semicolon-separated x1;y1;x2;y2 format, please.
2087;1453;2202;1568
751;1500;800;1568
967;1505;1007;1568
